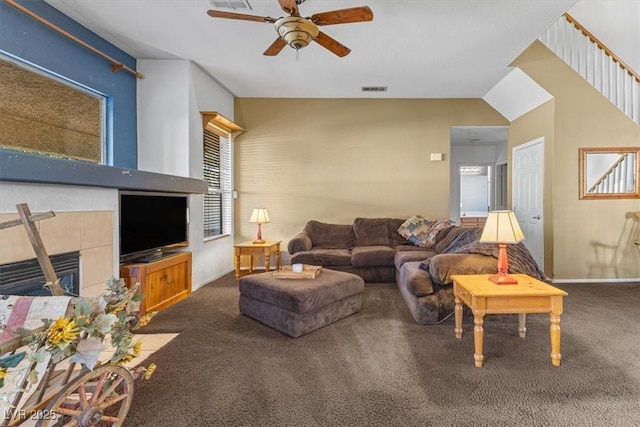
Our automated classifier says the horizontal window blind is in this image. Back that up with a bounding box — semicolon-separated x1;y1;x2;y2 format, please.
203;128;232;239
220;135;232;235
204;129;222;238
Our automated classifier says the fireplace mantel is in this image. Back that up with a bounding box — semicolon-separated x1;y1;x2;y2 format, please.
0;150;207;194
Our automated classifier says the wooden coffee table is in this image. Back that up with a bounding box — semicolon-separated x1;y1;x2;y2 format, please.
451;274;567;368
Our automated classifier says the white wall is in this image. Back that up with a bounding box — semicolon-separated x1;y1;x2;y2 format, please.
449;143;503;222
137;60;236;290
137;60;190;177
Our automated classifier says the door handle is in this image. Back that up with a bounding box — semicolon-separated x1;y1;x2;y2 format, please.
532;215;541;220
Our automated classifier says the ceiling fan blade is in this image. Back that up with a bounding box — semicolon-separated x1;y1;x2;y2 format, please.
277;0;299;16
207;10;276;23
311;6;374;26
263;37;287;56
314;31;351;57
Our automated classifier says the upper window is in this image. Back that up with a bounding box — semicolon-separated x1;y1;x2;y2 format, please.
0;54;107;163
202;112;241;240
203;128;232;239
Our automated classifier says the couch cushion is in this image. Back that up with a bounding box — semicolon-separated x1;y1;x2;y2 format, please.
393;244;424;251
287;232;312;254
303;220;355;249
427;253;498;285
398;261;435;297
394;249;436;270
351;246;395;268
353;217;391;246
291;249;352;266
389;218;410;246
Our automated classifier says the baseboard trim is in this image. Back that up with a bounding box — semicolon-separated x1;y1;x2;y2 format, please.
551;278;640;284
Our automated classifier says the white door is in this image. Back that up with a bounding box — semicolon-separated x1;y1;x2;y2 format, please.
512;138;544;271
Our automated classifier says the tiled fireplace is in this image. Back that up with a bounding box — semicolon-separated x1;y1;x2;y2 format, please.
0;251;80;295
0;210;115;297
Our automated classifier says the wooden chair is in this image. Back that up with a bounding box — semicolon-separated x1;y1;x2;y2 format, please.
635;211;640;249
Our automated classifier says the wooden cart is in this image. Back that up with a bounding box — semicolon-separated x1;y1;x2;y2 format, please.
0;204;149;426
1;299;136;427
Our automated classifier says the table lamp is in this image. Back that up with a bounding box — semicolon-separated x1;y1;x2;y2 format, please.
249;208;270;244
479;210;525;285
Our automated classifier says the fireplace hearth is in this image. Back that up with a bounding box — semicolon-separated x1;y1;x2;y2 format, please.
0;251;80;296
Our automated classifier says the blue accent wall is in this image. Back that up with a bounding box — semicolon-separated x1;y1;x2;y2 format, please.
0;0;137;168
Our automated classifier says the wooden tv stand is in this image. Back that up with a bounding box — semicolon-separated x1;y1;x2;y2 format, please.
120;251;192;316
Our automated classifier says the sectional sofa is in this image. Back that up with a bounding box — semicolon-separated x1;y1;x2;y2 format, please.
288;217;545;324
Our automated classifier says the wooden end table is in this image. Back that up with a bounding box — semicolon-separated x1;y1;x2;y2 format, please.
451;274;567;368
234;240;281;280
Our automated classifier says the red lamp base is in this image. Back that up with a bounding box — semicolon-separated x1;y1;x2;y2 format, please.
253;223;265;244
488;272;518;285
489;242;518;285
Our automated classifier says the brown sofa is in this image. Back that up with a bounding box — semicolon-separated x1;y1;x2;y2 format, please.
288;218;544;325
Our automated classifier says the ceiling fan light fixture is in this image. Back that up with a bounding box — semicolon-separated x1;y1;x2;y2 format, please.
275;16;319;50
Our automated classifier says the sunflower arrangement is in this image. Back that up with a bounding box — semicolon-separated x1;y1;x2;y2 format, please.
0;277;157;391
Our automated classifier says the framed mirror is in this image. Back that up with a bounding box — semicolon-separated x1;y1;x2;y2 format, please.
579;147;640;199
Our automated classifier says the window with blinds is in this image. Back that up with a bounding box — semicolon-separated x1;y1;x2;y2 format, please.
203;128;232;239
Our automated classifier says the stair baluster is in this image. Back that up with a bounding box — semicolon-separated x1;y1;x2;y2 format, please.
540;13;640;126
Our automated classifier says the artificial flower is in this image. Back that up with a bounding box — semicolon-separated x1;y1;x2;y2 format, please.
137;314;153;328
133;341;142;356
116;353;134;366
144;363;157;380
46;317;79;345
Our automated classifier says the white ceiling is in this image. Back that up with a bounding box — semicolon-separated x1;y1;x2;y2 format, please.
44;0;577;99
450;126;508;147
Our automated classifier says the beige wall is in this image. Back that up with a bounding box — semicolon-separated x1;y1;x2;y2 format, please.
234;98;508;248
512;41;640;281
508;100;556;277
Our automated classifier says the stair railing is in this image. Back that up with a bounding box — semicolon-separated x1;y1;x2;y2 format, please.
539;13;640;125
588;153;636;194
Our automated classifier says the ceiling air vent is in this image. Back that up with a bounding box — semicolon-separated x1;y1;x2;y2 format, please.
208;0;252;10
361;86;388;92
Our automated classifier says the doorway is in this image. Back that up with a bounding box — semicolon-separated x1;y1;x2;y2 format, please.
459;165;491;217
449;126;509;222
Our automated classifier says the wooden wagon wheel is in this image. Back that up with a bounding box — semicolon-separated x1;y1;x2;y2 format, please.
36;365;134;427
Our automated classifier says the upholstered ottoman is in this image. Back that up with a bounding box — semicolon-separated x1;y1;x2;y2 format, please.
239;269;365;338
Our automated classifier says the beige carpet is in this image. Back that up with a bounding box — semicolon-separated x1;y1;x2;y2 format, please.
125;273;640;426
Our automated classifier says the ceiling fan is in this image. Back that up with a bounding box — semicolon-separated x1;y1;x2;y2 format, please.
207;0;373;57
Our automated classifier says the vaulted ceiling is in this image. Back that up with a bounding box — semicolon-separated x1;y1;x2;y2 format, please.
45;0;577;99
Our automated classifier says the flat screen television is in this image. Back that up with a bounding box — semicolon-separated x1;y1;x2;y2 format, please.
119;191;189;263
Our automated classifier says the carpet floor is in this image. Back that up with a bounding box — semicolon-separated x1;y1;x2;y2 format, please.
125;273;640;427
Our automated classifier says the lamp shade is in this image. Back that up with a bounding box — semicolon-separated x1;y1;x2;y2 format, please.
479;210;525;243
249;208;270;224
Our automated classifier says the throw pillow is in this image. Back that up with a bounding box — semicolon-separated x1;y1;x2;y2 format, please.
423;219;455;249
398;216;454;249
398;215;436;248
398;215;428;239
